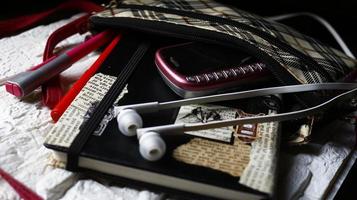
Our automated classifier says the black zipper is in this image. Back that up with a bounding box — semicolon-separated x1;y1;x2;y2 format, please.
114;4;332;82
91;16;299;86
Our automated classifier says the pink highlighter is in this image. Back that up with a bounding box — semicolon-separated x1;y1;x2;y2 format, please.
5;30;115;97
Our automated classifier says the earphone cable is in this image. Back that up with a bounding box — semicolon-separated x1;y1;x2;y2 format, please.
266;12;355;59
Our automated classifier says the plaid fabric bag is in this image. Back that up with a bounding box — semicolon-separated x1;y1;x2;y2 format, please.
89;0;357;106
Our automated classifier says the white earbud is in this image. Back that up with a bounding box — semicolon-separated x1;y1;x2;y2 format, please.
139;131;166;161
117;109;143;136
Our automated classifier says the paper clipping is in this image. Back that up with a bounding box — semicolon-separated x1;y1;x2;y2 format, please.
174;104;237;143
45;73;127;148
173;104;280;194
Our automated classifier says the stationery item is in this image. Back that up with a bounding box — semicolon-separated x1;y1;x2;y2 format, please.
50;34;123;122
0;167;43;200
5;30;115;98
44;42;282;199
0;56;57;86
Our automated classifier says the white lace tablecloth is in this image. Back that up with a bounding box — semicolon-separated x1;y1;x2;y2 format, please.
0;15;355;200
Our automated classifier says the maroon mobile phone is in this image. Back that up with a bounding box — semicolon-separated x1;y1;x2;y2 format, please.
155;42;272;98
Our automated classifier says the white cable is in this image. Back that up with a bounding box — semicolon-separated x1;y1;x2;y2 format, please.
266;12;355;59
135;85;357;134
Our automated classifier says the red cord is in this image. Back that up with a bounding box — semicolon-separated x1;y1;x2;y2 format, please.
0;168;43;200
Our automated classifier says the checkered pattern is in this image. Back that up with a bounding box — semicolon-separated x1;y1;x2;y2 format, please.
94;0;357;84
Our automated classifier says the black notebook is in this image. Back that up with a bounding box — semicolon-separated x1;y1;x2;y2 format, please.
44;34;281;200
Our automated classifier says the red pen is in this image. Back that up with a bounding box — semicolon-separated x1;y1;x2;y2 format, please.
5;30;115;97
51;34;122;122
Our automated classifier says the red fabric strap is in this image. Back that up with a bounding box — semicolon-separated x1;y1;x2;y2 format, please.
40;1;103;108
41;14;95;108
0;0;103;38
43;14;91;60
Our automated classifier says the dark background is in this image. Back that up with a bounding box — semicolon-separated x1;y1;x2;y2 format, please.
1;0;356;199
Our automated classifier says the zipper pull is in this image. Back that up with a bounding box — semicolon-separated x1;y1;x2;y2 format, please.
103;0;119;16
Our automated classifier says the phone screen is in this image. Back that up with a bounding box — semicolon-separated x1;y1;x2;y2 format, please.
158;43;254;75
